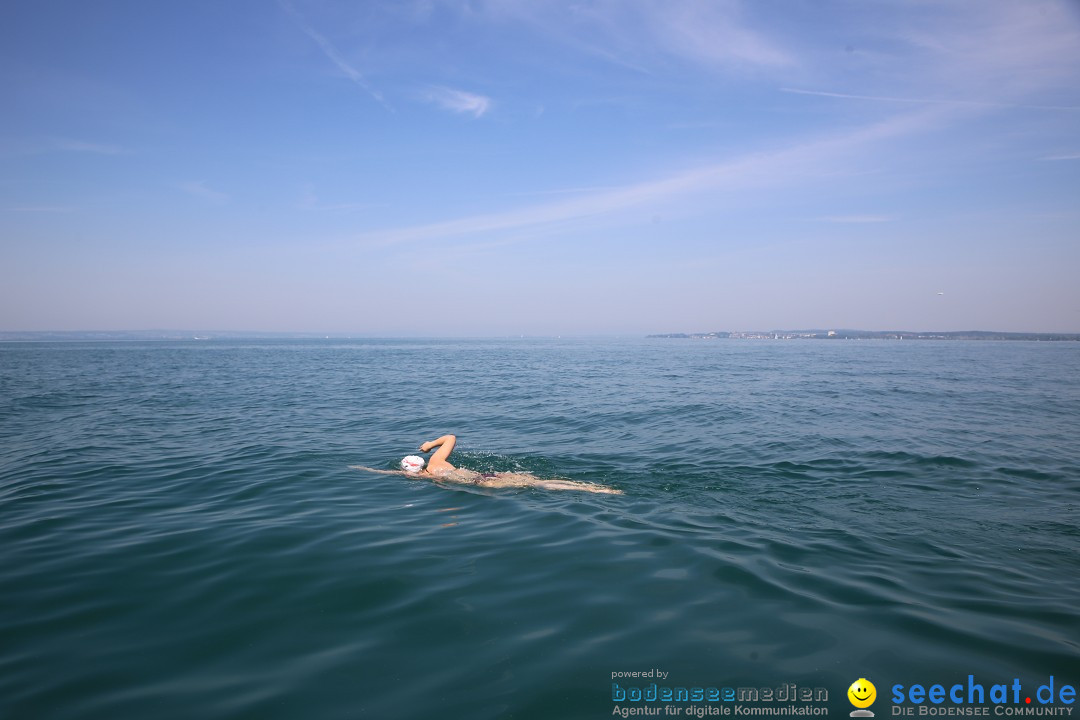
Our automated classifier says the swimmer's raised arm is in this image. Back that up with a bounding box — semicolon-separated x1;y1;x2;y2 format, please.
421;434;457;472
419;435;456;453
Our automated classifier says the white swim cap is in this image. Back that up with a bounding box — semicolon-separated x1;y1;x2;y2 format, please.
401;455;425;473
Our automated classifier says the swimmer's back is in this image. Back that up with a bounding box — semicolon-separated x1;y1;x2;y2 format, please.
429;467;484;484
432;468;622;494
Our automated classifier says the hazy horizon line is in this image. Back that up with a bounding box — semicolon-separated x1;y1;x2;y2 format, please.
2;328;1079;340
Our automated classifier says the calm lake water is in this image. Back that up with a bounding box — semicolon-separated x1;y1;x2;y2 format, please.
2;338;1078;719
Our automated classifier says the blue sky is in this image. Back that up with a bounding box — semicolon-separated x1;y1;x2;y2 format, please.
2;0;1078;335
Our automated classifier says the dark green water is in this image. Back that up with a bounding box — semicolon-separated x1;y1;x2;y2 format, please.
2;338;1078;719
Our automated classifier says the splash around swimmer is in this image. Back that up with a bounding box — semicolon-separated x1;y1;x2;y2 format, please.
351;434;622;495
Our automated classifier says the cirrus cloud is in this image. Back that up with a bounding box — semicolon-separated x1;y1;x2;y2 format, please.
422;87;492;118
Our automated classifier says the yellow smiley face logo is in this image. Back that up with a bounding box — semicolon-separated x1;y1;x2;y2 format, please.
848;678;876;708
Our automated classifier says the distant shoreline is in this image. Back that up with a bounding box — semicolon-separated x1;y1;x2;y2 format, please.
648;330;1080;341
1;329;1079;342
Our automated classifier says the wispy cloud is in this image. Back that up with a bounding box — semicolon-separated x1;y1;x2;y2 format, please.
483;0;792;74
667;121;727;130
1041;153;1080;161
422;87;492;118
50;138;128;154
897;0;1080;103
279;0;386;107
780;88;1080;112
813;215;894;224
0;137;128;157
298;184;370;212
504;185;621;198
354;106;952;246
0;205;76;213
177;181;229;205
647;0;793;69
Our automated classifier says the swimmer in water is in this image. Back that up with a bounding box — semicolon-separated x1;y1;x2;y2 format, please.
351;434;622;495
